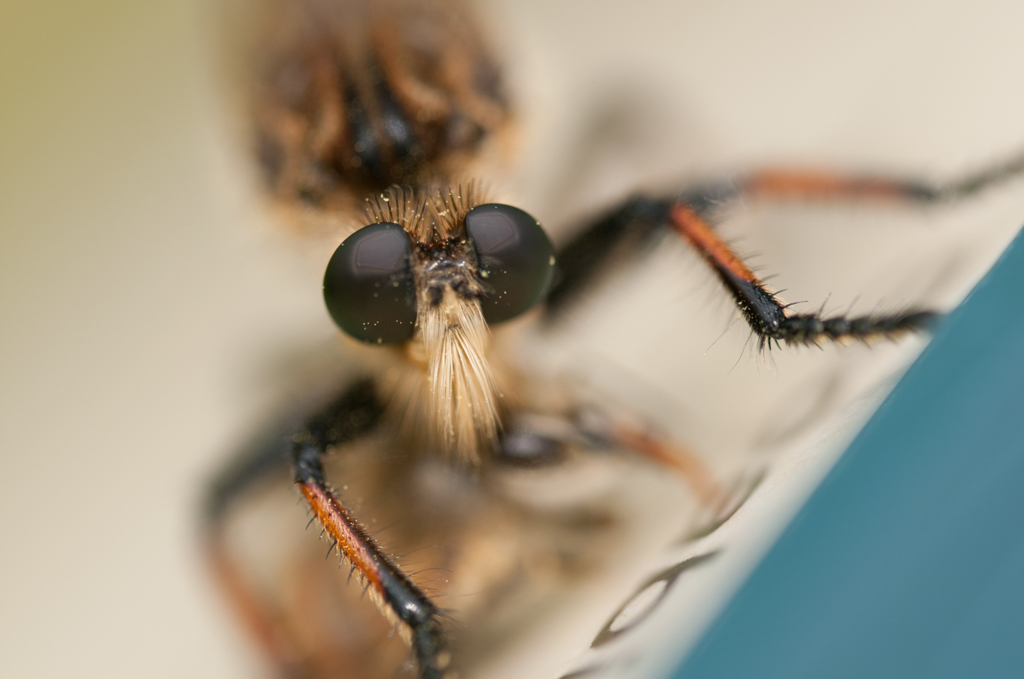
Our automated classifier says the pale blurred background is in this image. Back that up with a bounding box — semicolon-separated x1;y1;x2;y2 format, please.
3;1;1024;677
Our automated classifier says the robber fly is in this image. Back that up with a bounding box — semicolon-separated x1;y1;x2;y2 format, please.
202;1;1024;678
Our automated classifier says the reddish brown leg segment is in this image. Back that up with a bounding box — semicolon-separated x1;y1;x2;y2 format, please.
668;202;934;347
743;169;929;201
741;151;1024;203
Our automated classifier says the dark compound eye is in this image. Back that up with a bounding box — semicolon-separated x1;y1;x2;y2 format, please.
323;222;417;345
465;203;555;324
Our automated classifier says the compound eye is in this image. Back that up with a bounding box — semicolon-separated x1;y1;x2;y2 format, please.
323;222;417;344
465;203;555;324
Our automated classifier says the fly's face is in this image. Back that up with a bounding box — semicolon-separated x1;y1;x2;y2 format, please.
321;185;555;459
244;0;533;460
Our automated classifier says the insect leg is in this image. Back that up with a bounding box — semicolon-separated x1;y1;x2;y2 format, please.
608;423;723;506
666;202;935;348
289;382;451;679
736;152;1024;204
497;409;723;506
203;379;448;679
545;151;1024;345
546;196;933;347
544;195;666;318
669;149;1024;212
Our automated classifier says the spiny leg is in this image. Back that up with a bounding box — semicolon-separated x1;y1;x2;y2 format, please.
543;193;934;345
202;379;449;678
289;383;451;679
545;151;1024;342
667;203;934;347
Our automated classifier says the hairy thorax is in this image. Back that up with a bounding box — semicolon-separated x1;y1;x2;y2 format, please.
249;0;512;218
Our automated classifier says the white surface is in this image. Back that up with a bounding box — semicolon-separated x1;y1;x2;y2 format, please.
2;1;1024;678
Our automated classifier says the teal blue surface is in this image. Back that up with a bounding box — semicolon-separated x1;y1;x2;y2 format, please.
672;226;1024;679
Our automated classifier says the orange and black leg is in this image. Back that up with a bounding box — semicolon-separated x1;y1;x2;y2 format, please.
290;388;450;679
545;151;1024;346
666;202;934;348
202;379;450;679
